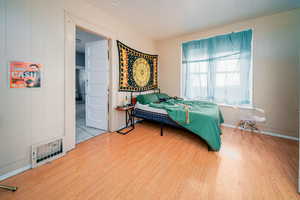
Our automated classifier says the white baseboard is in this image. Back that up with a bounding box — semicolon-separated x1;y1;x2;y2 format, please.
0;165;31;181
222;123;299;141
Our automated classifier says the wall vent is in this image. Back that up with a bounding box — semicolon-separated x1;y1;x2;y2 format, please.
31;138;65;168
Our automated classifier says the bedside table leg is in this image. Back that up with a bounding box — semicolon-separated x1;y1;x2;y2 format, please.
132;110;135;128
116;108;135;135
125;110;128;127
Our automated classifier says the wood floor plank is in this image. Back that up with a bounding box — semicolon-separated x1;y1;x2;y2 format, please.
0;122;299;200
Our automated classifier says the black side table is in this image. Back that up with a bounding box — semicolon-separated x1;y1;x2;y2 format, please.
115;105;135;135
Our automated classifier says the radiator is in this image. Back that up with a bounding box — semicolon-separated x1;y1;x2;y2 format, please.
31;138;65;168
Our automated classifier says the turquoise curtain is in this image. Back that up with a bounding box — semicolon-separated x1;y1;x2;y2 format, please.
182;29;252;105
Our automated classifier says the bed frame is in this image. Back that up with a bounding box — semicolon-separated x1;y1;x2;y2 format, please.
130;88;183;136
134;108;182;136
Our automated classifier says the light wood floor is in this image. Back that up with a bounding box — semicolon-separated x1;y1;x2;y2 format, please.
0;122;299;200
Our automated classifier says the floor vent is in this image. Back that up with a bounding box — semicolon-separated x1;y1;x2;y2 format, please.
31;138;64;168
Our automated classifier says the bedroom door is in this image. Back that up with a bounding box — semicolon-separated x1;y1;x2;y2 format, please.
85;40;108;130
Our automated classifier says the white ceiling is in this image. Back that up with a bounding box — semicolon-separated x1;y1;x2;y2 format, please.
76;27;105;53
86;0;300;40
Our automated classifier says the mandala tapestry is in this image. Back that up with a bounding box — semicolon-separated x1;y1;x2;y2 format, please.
117;40;158;92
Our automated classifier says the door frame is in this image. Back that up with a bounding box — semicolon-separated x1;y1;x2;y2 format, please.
64;12;113;152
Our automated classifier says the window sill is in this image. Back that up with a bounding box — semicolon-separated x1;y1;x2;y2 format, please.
182;97;253;109
217;103;253;109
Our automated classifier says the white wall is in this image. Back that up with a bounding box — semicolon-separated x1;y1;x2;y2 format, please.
0;0;156;176
156;9;300;137
0;0;65;176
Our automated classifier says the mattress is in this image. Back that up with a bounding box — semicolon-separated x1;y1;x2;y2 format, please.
133;108;181;128
135;102;168;115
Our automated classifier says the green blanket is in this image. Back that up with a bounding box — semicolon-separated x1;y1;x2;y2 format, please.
149;99;224;151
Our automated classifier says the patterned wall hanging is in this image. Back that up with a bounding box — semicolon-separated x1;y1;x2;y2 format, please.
117;40;158;92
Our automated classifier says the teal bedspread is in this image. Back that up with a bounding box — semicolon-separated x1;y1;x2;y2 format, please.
149;99;224;151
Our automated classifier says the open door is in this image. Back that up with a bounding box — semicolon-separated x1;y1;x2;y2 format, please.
85;40;108;130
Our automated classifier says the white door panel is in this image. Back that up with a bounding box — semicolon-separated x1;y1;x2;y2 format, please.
87;73;107;84
86;96;107;106
87;86;107;95
85;40;108;130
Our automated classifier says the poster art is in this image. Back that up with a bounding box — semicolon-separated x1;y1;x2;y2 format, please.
117;40;158;92
9;61;42;88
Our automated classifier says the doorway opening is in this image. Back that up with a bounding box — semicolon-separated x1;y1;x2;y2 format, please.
75;27;109;144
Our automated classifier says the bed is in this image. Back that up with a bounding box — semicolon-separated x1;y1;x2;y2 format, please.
132;90;224;151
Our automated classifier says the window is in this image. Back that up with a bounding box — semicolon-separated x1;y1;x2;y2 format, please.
182;30;252;105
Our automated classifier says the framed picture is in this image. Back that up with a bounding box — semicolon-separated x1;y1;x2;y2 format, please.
9;61;42;88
